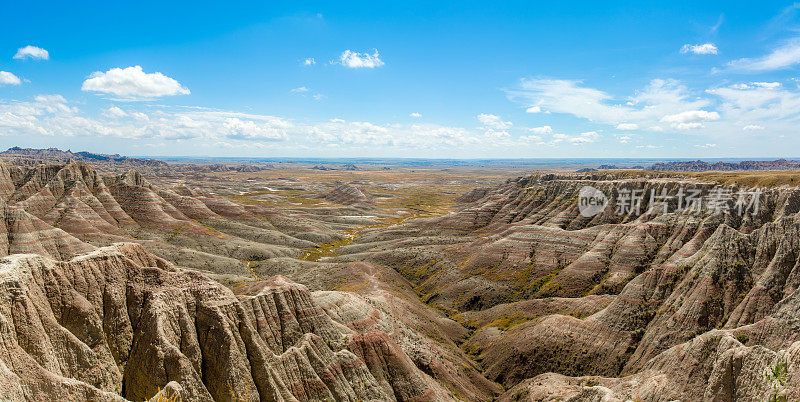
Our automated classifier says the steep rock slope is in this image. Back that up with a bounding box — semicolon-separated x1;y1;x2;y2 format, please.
0;161;354;275
334;173;800;397
0;243;459;401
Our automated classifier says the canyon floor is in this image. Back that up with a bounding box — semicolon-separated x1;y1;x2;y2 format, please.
1;156;799;401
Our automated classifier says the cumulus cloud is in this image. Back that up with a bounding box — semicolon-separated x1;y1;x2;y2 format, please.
528;125;552;135
547;131;600;145
695;143;717;148
103;106;127;119
306;119;484;147
0;94;516;153
525;106;542;113
290;86;309;93
617;135;632;144
223;117;289;141
13;45;49;60
337;50;384;68
81;66;190;99
728;39;800;71
477;113;512;129
568;131;600;144
659;110;720;130
410;112;421;117
616;123;639;130
302;58;316;66
742;124;764;131
680;43;718;55
0;71;21;85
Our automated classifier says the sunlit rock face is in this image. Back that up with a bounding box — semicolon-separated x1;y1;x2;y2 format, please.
0;243;463;401
336;172;800;400
2;160;800;401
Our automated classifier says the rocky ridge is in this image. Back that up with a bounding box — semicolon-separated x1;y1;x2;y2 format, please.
0;242;463;401
4;163;800;400
331;172;800;400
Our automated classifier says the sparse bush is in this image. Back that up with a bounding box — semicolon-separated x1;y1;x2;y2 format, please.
735;333;749;345
765;360;788;402
153;387;181;402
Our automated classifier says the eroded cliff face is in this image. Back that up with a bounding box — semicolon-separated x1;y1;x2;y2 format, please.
0;161;351;275
335;173;800;400
5;163;800;401
0;243;458;401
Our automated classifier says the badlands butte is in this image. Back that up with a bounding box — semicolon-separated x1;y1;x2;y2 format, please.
1;152;800;401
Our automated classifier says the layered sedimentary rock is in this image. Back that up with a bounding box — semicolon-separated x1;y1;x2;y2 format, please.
0;161;353;274
333;172;800;400
0;243;461;401
324;183;372;205
5;160;800;400
650;158;800;172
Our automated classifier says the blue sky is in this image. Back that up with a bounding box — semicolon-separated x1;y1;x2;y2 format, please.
2;1;800;158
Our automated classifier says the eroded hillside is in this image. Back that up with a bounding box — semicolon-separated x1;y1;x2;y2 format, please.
2;162;800;401
332;172;800;400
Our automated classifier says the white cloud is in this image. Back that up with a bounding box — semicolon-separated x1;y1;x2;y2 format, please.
753;82;781;89
103;106;127;119
659;110;720;130
0;94;513;152
477;113;512;129
13;45;49;60
337;50;384;68
307;119;483;147
0;71;21;85
508;78;709;131
223;117;289;141
81;66;190;99
728;39;800;71
519;135;542;143
742;124;764;131
615;123;639;130
289;86;323;100
660;110;720;123
33;95;75;114
636;145;663;149
680;43;718;55
410;112;422;117
302;58;316;66
695;143;717;148
528;125;552;134
569;131;600;144
617;135;632;143
674;122;703;130
525;106;542;113
548;131;600;145
484;129;510;139
706;82;800;121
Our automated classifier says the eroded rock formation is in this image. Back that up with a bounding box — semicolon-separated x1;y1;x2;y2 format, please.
334;173;800;400
3;162;800;401
0;243;464;401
